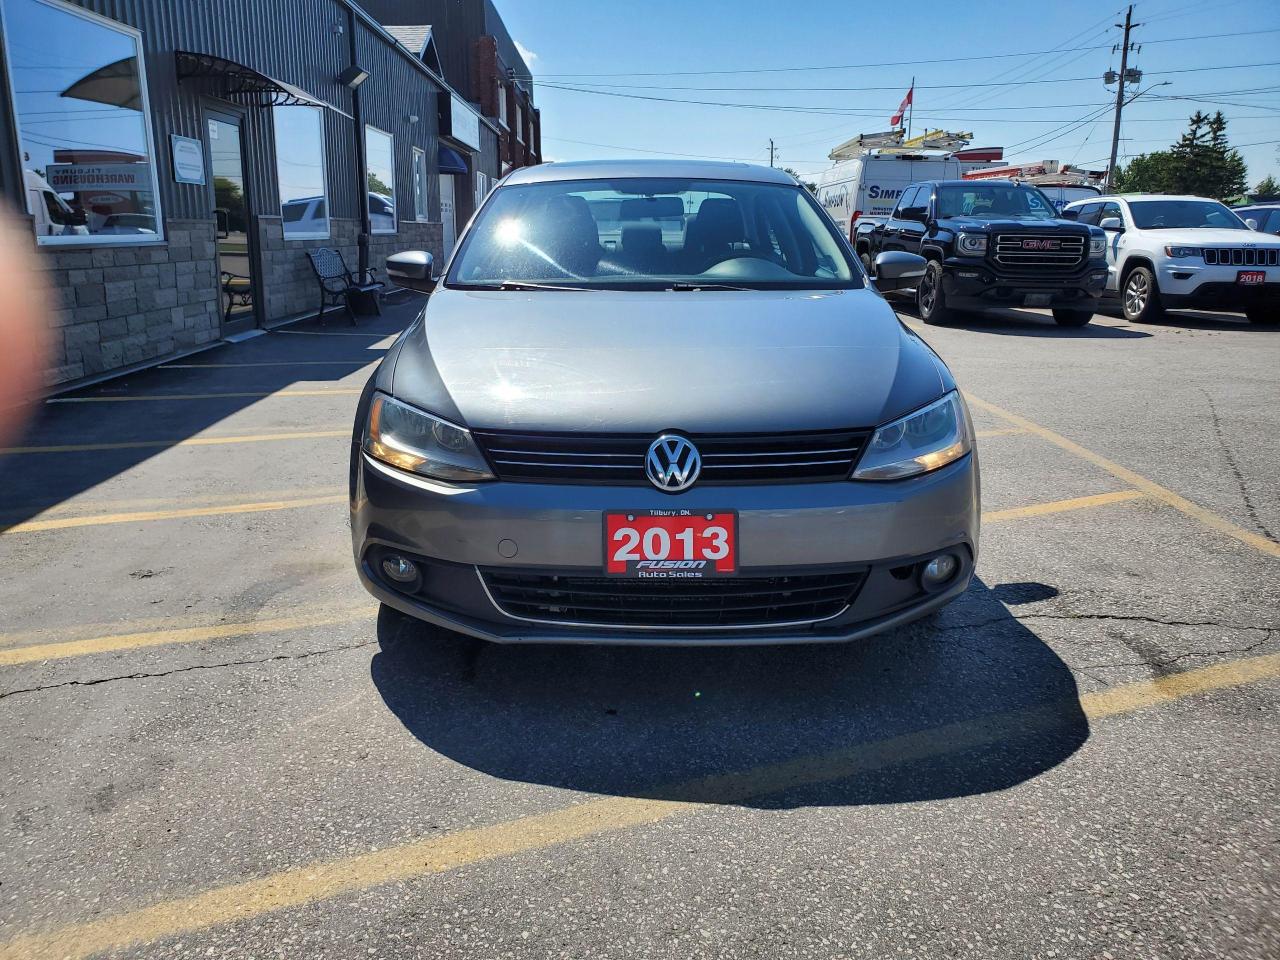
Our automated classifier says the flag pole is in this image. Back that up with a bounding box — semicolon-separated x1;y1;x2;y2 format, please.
907;76;914;140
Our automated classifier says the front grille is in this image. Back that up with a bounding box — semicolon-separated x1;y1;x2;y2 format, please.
480;568;867;628
992;233;1087;269
471;429;871;485
1202;247;1280;266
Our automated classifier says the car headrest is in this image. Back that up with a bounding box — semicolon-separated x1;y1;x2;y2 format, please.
621;224;664;252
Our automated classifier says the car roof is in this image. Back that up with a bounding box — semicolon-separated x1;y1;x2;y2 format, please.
501;159;799;187
1236;202;1280;209
1064;193;1227;207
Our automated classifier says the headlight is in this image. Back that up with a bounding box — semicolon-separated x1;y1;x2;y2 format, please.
957;232;987;255
1090;234;1106;256
363;393;494;482
1164;245;1201;258
852;391;973;481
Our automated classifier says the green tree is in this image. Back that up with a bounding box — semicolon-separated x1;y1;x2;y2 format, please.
782;167;818;194
1254;174;1280;198
367;172;393;196
1113;112;1248;199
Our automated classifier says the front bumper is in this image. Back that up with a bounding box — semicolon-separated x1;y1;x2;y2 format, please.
1155;262;1280;311
942;256;1108;310
351;452;981;645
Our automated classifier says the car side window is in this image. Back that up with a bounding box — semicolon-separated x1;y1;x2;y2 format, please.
1266;210;1280;234
1075;202;1103;225
912;186;932;221
893;187;919;221
1099;201;1124;225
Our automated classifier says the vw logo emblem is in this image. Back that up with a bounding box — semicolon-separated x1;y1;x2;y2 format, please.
646;434;701;492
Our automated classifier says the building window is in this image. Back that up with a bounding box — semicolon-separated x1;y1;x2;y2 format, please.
496;81;508;126
364;125;396;234
0;0;162;244
514;101;524;141
412;146;429;222
274;105;328;240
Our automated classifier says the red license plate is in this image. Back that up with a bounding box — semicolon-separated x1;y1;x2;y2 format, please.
604;510;736;578
1238;270;1266;285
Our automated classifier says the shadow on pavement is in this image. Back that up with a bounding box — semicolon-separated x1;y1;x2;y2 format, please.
0;295;425;531
371;576;1089;809
891;296;1151;339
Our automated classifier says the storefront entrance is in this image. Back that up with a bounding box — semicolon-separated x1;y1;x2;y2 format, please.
207;112;258;337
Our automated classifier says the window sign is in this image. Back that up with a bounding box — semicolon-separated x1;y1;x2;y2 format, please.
170;135;205;185
365;125;396;234
0;0;163;243
274;105;329;239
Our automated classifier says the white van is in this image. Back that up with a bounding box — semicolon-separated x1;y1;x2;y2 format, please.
811;149;993;268
1036;184;1102;213
25;169;89;237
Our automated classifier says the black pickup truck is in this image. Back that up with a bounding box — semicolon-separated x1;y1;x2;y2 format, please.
865;179;1108;326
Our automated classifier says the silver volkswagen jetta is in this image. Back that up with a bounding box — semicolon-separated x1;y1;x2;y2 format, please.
351;160;979;645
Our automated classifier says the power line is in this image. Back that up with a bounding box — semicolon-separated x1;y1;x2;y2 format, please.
527;27;1280;79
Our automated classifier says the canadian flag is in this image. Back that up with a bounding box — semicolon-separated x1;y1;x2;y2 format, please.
890;85;913;127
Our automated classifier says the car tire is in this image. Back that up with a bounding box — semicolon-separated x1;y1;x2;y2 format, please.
917;260;959;325
1052;308;1093;327
1121;266;1165;323
1245;307;1278;326
859;249;874;276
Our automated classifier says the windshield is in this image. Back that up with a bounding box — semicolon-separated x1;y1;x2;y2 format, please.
937;184;1058;220
1127;199;1247;230
446;177;860;290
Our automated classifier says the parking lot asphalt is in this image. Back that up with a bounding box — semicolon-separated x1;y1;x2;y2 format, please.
1;296;1277;959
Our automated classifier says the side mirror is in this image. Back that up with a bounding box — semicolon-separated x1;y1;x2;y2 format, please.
873;251;927;291
386;250;436;293
1059;208;1079;221
1099;217;1124;233
1245;218;1260;231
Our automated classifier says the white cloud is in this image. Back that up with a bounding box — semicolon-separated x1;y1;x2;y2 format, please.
514;39;538;67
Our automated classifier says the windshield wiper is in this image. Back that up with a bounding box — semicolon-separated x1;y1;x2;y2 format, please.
496;280;589;292
666;281;755;292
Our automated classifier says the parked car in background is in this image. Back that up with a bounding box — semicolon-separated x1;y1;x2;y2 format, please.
354;160;977;646
1063;194;1280;325
865;179;1107;326
1232;203;1280;236
98;213;157;235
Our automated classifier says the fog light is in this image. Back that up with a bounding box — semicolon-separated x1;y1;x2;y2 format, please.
381;555;419;584
921;553;960;588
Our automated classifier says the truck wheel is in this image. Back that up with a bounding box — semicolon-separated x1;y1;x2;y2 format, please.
1052;308;1093;327
859;250;874;276
917;260;958;325
1121;266;1165;323
1245;307;1278;326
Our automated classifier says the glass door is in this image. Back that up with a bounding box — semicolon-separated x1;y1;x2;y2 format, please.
207;113;258;336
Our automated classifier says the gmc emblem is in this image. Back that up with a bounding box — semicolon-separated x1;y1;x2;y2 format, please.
1022;239;1060;250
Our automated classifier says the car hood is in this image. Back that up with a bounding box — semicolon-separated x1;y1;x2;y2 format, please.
390;287;945;433
943;216;1088;233
1140;227;1280;245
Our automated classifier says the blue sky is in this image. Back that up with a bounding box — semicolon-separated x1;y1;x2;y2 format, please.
499;0;1280;186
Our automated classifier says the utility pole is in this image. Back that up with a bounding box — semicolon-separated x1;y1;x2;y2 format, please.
1106;5;1139;191
769;138;775;167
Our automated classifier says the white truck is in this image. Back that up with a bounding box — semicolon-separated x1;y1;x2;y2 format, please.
24;169;89;238
963;161;1104;213
810;130;1001;270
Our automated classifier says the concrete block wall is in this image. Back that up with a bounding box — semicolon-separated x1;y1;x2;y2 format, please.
257;216;444;322
41;219;220;384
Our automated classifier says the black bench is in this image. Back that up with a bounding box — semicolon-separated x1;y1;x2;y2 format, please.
306;248;384;325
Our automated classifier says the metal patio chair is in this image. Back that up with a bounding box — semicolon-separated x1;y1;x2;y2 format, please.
306;247;384;325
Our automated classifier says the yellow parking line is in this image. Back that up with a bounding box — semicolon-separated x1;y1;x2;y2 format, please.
974;427;1026;438
0;607;374;667
3;651;1276;960
966;394;1280;558
48;389;362;404
1;429;349;455
2;494;347;536
983;489;1145;523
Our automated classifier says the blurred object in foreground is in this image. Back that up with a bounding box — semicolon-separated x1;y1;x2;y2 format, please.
0;211;51;446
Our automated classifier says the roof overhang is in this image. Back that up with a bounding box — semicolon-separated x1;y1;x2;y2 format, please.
175;51;352;118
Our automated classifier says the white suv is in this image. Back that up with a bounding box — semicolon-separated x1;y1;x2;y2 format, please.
1063;194;1280;325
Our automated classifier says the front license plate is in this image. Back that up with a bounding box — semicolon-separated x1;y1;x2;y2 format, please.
1238;270;1266;285
1023;293;1053;307
604;509;737;578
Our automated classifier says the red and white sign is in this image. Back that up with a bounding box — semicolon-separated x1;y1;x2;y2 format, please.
604;510;736;578
1237;270;1266;285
